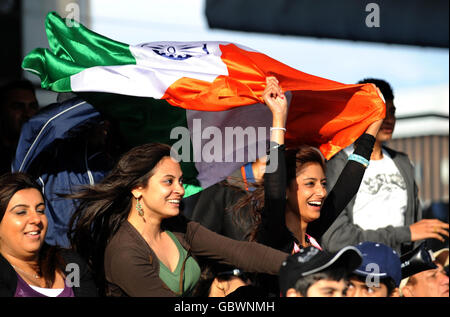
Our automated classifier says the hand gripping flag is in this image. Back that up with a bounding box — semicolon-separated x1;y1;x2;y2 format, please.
23;12;385;196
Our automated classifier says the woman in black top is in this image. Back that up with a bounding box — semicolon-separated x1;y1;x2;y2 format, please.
258;134;378;254
236;77;383;254
229;76;383;296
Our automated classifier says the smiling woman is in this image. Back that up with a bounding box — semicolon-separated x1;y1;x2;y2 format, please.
231;78;382;253
1;187;47;258
225;77;383;295
0;172;97;297
67;140;289;297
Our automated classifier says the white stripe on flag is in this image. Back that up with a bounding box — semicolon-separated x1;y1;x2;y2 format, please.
71;42;229;97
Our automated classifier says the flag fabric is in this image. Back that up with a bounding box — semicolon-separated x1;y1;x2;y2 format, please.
23;12;386;196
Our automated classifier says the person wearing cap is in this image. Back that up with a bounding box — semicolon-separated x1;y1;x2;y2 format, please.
346;241;401;297
400;242;439;282
400;248;449;297
278;246;362;297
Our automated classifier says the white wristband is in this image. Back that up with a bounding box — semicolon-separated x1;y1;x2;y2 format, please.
270;127;286;132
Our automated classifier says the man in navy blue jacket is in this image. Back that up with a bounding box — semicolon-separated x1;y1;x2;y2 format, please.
12;96;115;247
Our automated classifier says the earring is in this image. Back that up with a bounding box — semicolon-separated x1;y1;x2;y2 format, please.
136;197;144;217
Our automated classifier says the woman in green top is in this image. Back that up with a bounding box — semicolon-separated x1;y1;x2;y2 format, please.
67;77;289;297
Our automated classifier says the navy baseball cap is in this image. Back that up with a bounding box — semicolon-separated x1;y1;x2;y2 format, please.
353;242;402;287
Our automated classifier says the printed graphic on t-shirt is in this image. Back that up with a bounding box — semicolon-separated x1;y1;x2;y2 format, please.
352;150;407;231
361;173;406;195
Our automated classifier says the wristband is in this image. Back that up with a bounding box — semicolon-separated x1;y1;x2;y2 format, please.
348;153;369;168
270;127;286;132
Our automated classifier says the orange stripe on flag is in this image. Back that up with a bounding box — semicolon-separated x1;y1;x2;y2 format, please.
161;43;385;160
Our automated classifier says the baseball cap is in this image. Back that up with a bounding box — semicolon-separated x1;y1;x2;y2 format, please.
279;246;362;296
400;242;437;279
353;242;402;287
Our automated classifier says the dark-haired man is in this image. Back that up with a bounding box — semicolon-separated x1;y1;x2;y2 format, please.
279;246;362;297
322;78;448;255
0;80;39;174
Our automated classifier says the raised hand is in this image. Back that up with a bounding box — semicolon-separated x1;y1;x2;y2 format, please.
365;118;384;138
262;76;288;127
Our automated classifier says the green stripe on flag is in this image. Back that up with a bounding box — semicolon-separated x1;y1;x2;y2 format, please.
22;11;205;198
22;11;136;92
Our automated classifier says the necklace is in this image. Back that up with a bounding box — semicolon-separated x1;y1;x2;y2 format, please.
11;264;40;279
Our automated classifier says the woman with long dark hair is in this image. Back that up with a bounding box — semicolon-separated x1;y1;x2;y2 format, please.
234;79;383;254
226;78;382;296
67;78;290;296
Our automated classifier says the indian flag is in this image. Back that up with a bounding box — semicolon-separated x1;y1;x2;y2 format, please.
23;12;385;197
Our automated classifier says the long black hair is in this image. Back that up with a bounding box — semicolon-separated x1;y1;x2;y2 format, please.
231;145;326;241
67;142;174;292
